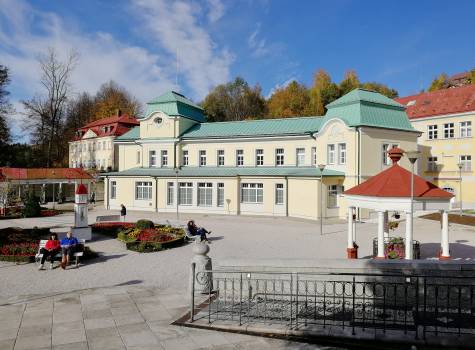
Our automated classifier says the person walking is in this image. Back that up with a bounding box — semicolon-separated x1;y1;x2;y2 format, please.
38;233;61;270
120;204;127;222
60;230;79;269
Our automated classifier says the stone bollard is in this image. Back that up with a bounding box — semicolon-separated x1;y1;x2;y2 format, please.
190;240;213;295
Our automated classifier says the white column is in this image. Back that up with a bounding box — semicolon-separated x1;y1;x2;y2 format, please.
347;206;354;249
377;211;385;258
405;211;413;259
440;210;450;259
383;211;389;239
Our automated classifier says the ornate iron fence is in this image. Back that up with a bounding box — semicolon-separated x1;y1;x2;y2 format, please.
190;267;475;340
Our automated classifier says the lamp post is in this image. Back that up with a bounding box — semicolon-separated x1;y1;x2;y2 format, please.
174;167;180;221
457;162;463;216
318;164;326;235
406;150;420;258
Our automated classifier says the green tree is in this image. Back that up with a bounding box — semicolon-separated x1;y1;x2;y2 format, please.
428;73;448;92
201;77;267;122
309;70;341;115
0;65;12;145
23;192;41;218
361;82;399;98
339;70;360;95
267;81;312;118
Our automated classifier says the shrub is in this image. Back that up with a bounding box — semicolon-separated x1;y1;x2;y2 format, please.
128;241;162;253
0;242;38;256
136;219;154;230
23;193;41;218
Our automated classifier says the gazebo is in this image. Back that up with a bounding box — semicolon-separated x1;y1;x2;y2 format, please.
343;148;453;260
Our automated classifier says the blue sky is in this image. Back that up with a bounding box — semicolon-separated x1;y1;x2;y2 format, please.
1;0;475;141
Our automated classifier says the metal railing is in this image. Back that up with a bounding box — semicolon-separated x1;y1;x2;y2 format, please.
190;267;475;340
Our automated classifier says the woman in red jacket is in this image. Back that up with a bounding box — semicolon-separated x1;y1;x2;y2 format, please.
38;233;61;270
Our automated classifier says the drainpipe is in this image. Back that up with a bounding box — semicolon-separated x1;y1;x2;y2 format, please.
154;176;158;213
236;175;241;215
285;176;289;217
357;127;362;220
105;176;109;210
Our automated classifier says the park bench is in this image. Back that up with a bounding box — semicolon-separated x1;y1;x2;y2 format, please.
183;226;200;241
96;214;121;222
35;239;85;268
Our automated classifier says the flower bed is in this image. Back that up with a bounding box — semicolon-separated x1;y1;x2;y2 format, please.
117;224;185;253
91;222;135;237
40;209;62;217
0;242;38;262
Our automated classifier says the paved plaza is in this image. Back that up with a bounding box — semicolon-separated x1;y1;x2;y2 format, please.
1;209;475;349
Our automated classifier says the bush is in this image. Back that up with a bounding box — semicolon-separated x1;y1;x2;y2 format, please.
128;241;162;253
136;219;154;230
23;193;41;218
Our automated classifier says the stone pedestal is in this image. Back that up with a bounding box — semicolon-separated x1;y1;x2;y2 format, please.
190;241;213;294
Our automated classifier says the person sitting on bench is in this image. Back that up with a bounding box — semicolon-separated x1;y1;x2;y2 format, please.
187;220;211;242
38;233;61;270
60;230;79;269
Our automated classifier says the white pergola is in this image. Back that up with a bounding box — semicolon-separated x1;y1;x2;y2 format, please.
344;195;452;259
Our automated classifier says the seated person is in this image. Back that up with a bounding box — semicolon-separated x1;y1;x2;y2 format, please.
60;230;79;269
38;233;61;270
187;220;211;242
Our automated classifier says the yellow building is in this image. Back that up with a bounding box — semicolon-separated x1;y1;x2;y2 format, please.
397;85;475;208
103;89;419;220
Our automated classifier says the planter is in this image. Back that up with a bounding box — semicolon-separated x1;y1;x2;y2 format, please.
372;237;420;259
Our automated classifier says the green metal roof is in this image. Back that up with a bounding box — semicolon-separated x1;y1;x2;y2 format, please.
321;88;417;132
181;117;322;139
103;166;343;178
115;126;139;141
143;91;205;123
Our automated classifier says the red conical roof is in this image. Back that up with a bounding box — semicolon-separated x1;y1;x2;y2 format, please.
344;148;453;199
76;184;88;195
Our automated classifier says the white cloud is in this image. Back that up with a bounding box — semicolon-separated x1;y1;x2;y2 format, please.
248;23;270;58
207;0;225;23
130;0;233;99
266;77;297;99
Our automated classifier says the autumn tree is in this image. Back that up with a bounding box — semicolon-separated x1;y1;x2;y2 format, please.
309;70;341;115
339;70;360;95
267;81;313;118
201;77;267;122
428;73;449;92
468;69;475;84
22;48;78;167
0;65;12;145
361;82;398;98
93;81;142;119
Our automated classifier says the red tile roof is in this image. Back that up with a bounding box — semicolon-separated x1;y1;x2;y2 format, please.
74;114;139;140
395;85;475;120
344;148;453;199
0;168;93;181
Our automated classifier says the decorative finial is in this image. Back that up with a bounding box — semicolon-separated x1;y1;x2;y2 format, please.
387;147;404;165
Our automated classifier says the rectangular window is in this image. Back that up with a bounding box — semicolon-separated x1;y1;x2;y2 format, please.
217;183;224;207
182;150;189;166
217;150;225;166
327;144;335;164
427;157;438;172
167;182;174;205
236;149;244;166
275;148;284;166
161;150;168;167
275;183;284;205
311;147;317;166
98;142;101;150
110;181;116;199
338;143;346;164
444;123;454;138
256;149;264;166
382;143;398;165
197;182;213;207
428;125;438;140
460;155;472;171
199;150;207;166
241;183;263;204
179;182;193;205
135;181;152;200
296;148;305;167
149;150;157;167
460;121;472;138
136;150;141;164
327;185;341;208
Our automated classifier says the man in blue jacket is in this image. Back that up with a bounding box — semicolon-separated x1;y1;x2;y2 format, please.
60;230;79;269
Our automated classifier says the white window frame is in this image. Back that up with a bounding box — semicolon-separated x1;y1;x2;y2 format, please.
311;147;317;166
460;121;472;138
255;149;264;166
135;181;152;200
338;143;346;165
427;157;438;172
275;183;284;205
136;150;141;164
327;144;335;165
236;149;244;167
275;148;284;166
217;150;225;166
197;182;213;207
241;183;263;204
327;185;342;208
382;143;398;166
167;182;174;205
217;183;224;207
296;148;305;167
149;150;157;167
182;150;189;166
428;125;438;140
460;155;472;172
179;182;193;205
444;123;454;139
199;150;207;166
161;150;168;167
110;181;117;199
